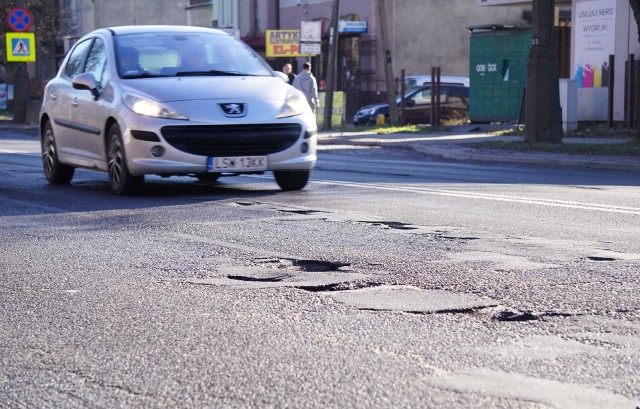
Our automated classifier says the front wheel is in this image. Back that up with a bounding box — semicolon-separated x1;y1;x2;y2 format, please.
274;170;310;191
42;121;74;184
107;124;144;195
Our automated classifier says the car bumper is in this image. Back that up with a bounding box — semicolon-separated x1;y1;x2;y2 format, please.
123;114;317;176
353;114;375;125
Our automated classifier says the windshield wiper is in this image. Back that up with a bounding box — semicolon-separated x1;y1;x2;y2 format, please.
122;71;156;79
175;70;254;77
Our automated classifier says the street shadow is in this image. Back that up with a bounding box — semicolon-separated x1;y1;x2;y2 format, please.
0;171;297;217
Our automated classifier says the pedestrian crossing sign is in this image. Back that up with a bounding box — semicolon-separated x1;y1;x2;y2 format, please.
6;32;36;62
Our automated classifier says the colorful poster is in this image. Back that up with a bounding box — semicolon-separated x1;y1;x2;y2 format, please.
573;0;615;88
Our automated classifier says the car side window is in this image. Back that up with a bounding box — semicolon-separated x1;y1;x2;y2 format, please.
448;88;469;108
85;38;108;90
414;89;431;105
64;39;93;80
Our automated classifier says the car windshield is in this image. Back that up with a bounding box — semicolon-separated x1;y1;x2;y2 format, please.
114;31;274;79
395;87;427;104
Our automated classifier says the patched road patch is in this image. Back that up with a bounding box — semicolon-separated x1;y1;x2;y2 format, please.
189;266;367;289
325;285;497;314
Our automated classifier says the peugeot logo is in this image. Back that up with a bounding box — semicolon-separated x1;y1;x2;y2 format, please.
219;103;246;117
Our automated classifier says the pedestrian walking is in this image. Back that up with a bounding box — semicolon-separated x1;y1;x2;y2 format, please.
292;62;319;114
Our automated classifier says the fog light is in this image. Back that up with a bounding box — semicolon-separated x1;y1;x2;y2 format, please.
150;145;165;157
301;142;309;154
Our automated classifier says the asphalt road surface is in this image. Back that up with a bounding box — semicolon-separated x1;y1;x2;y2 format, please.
1;129;639;408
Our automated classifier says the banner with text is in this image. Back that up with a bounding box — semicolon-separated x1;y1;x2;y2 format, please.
265;30;314;58
316;92;345;127
573;0;615;88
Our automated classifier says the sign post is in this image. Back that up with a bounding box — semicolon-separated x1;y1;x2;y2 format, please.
5;7;35;123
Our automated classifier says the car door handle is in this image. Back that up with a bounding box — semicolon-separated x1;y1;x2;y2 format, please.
71;98;79;107
49;92;58;100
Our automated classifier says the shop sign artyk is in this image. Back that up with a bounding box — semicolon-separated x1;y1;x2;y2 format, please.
266;30;315;57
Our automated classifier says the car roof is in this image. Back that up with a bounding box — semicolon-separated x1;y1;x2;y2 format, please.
90;25;228;37
405;75;470;87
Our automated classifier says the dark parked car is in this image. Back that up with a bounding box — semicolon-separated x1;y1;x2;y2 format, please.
353;84;470;126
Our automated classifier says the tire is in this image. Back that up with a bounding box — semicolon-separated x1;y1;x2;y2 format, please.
107;124;144;195
195;173;221;182
274;170;310;191
42;121;74;185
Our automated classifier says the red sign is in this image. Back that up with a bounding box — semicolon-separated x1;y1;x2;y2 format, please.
7;8;33;32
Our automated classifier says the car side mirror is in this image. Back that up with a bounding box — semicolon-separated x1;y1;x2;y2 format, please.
406;98;415;107
72;73;100;100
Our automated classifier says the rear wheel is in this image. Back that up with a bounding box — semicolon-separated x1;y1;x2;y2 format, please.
274;170;310;191
107;124;144;195
42;121;74;184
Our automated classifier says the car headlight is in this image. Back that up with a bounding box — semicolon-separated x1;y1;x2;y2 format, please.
122;92;188;120
277;89;308;118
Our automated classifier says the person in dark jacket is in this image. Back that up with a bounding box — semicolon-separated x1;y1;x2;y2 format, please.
282;63;296;85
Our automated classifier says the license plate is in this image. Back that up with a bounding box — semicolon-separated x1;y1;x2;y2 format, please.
207;156;268;172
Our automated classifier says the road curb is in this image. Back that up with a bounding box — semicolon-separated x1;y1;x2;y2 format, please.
411;144;640;172
318;136;640;172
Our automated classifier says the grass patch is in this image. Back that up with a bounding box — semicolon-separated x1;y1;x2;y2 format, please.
338;124;432;134
465;140;640;156
0;112;13;121
372;124;431;134
490;127;525;137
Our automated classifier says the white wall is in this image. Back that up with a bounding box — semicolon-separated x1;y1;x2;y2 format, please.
394;0;530;77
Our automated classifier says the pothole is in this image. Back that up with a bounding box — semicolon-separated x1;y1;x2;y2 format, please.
189;266;366;289
230;201;258;207
297;281;383;293
253;257;351;272
492;309;539;322
586;256;617;262
359;221;419;230
324;285;498;314
292;259;351;272
277;209;329;216
434;234;481;242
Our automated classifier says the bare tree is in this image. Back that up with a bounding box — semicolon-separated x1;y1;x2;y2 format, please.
630;0;640;42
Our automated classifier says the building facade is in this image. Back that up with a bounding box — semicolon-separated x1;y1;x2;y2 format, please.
480;0;638;122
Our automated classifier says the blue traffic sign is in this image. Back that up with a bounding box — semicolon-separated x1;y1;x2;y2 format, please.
7;8;33;32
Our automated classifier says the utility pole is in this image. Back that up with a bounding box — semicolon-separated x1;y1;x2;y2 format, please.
322;0;340;130
524;0;563;143
378;0;398;126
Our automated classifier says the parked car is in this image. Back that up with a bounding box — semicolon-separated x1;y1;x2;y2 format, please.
353;84;470;126
39;25;317;195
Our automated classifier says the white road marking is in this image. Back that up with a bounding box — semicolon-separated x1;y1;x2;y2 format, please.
252;176;640;215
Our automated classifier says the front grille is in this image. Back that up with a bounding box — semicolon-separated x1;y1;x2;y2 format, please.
161;124;302;156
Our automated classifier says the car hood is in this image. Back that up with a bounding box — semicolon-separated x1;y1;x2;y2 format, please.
120;75;289;103
357;103;388;112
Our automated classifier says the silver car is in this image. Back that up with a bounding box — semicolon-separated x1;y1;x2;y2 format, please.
40;25;317;195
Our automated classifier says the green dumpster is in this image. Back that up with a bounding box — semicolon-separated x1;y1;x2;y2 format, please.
469;26;531;123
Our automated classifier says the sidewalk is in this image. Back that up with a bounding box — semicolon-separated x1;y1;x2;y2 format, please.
318;126;640;172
